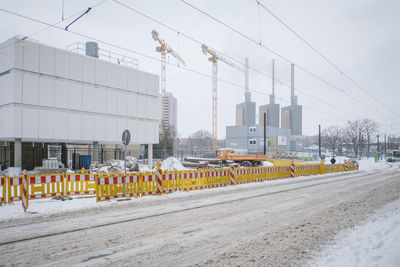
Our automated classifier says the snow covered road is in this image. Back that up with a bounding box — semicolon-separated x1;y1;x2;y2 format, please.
1;165;399;266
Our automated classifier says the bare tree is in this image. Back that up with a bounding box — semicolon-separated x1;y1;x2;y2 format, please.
322;126;342;156
342;120;362;158
187;129;212;152
361;119;379;158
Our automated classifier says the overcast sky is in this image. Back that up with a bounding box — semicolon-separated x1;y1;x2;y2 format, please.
1;0;399;139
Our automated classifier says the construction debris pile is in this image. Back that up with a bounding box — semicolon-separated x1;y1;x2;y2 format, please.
160;157;186;170
89;156;140;173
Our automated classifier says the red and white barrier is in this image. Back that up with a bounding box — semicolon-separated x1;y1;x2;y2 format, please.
230;166;236;185
22;174;28;212
290;162;295;177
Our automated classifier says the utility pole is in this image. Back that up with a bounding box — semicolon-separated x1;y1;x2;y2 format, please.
318;124;321;158
264;112;266;155
377;134;380;160
384;134;387;156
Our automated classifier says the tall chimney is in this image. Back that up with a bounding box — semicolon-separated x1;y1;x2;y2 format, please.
269;59;275;104
291;63;297;105
245;57;251;102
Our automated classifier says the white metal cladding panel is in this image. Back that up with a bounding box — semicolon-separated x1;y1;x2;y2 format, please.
38;109;54;139
147;96;159;120
82;56;95;84
39;44;55;76
117;67;128;90
0;107;13;138
81;84;94;112
14;40;24;70
22;72;39;105
22;107;38;138
0;73;13;105
0;38;15;73
94;115;106;141
106;117;117;142
154;96;161;120
106;63;118;88
22;40;39;73
117;90;127;115
39;76;54;107
68;113;81;140
12;71;23;103
136;95;145;118
136;120;146;143
54;48;69;79
54;110;68;140
81;114;94;141
106;89;117;115
69;82;82;110
127;68;139;93
117;118;127;139
127;92;137;117
95;60;107;86
94;86;106;113
137;72;146;94
54;79;69;109
147;73;159;96
146;121;154;143
13;106;22;138
68;53;82;81
128;119;137;142
152;121;159;143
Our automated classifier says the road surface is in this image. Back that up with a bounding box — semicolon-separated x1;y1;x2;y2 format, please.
1;165;399;266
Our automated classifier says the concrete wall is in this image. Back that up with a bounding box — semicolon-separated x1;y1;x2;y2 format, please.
0;37;160;144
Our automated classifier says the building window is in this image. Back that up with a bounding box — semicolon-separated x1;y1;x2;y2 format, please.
249;127;256;133
249;139;257;145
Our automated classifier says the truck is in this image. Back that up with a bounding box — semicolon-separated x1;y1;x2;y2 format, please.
216;148;267;167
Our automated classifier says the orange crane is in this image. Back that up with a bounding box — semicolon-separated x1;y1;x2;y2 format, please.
201;44;244;151
152;30;186;133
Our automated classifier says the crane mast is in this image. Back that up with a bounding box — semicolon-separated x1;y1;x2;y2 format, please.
201;44;244;152
152;30;186;134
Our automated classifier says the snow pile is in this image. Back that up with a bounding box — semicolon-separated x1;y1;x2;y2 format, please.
261;161;273;166
309;199;400;267
90;156;139;173
160;157;186;171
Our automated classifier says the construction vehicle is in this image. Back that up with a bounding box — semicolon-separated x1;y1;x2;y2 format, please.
216;148;267;167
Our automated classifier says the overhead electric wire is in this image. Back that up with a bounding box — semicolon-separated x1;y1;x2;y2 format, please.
0;6;352;124
256;0;397;116
0;0;108;53
178;0;392;116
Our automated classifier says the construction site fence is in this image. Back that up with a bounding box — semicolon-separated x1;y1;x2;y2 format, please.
0;161;358;204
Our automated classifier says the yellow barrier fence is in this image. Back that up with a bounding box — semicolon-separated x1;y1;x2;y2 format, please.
141;171;158;196
28;174;64;200
1;161;359;206
207;169;230;188
66;173;96;196
162;170;179;193
179;170;207;191
0;176;4;203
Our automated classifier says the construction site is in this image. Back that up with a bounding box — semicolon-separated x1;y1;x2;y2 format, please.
0;1;399;266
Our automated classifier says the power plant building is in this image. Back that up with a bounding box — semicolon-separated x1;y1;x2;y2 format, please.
281;64;302;135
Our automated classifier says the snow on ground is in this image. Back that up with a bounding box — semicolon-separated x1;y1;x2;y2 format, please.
308;198;400;267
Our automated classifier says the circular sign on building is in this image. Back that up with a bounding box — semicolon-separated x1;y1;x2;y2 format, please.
122;129;131;146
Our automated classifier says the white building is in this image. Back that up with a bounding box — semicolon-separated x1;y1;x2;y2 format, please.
162;92;177;136
0;36;160;168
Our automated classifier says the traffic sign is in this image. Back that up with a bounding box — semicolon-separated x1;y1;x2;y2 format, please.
122;129;131;145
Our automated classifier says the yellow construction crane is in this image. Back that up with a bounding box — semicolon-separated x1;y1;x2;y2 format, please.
152;30;186;133
201;44;244;151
